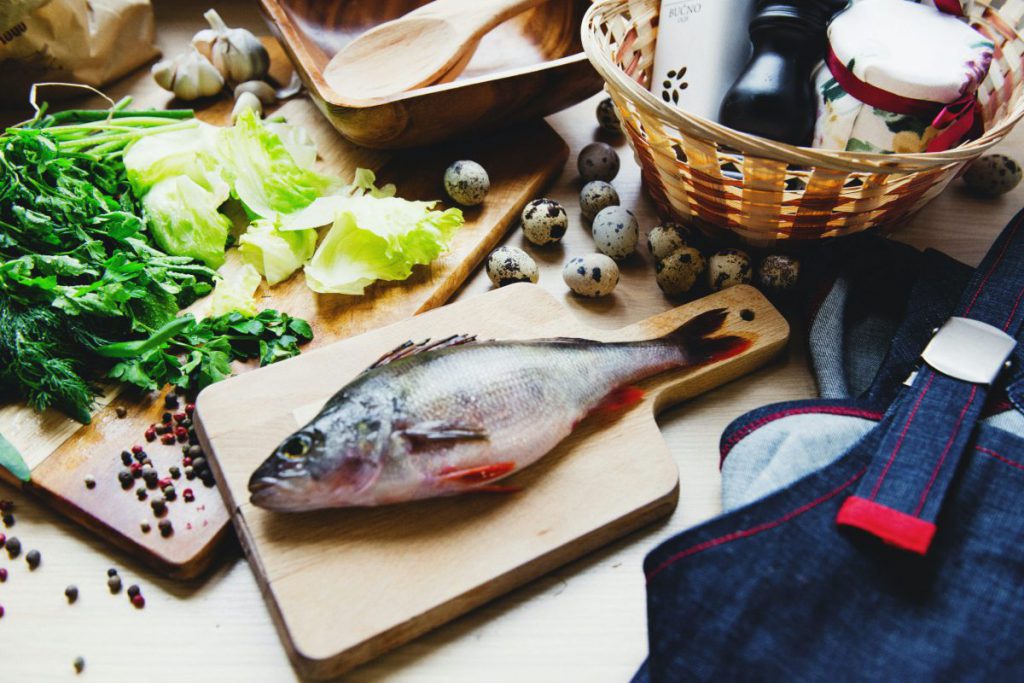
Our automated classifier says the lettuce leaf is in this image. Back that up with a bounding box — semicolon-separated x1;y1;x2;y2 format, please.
142;176;232;269
123;124;226;196
304;195;463;295
238;218;317;286
217;109;337;219
209;263;263;317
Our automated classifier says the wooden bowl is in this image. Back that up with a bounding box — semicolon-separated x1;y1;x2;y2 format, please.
260;0;603;149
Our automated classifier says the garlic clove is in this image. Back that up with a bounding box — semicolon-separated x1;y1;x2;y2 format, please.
202;8;270;84
156;48;224;101
234;80;277;105
191;28;218;61
152;59;177;91
275;71;303;100
232;91;263;123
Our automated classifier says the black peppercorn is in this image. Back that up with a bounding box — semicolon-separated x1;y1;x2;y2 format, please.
6;537;21;558
65;585;79;603
115;406;128;418
164;393;179;409
134;450;147;463
185;466;196;480
169;467;181;479
162;486;176;501
120;451;133;466
107;574;122;593
127;584;141;599
2;514;13;527
162;412;173;423
151;499;167;517
107;568;118;577
201;473;216;488
25;549;40;569
73;656;85;674
192;456;207;471
136;488;148;501
119;470;133;489
158;519;173;537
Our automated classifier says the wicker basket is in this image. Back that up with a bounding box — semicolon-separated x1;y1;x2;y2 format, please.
582;0;1024;245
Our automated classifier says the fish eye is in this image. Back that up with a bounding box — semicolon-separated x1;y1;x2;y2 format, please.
281;434;312;459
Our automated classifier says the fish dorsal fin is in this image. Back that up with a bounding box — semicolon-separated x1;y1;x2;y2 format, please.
365;334;479;372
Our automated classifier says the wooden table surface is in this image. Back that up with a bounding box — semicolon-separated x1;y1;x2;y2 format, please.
2;2;1022;680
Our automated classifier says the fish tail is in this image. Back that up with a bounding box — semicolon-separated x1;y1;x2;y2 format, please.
661;308;752;366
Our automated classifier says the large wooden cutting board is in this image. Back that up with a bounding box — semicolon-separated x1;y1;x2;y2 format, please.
196;283;790;679
0;97;568;578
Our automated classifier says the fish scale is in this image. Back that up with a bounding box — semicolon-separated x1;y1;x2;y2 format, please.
249;309;750;511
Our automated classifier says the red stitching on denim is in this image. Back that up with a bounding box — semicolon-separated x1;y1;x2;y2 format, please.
870;371;935;499
913;385;978;515
964;211;1022;316
719;406;883;466
645;466;867;583
975;445;1024;473
1004;285;1024;331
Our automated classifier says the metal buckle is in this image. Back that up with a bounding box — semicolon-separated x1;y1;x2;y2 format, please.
920;317;1017;385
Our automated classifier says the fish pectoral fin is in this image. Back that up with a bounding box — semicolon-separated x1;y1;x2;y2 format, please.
365;334;480;372
399;420;489;444
595;385;646;414
437;461;516;485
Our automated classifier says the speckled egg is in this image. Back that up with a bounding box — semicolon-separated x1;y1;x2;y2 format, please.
486;246;538;287
656;247;706;297
596;97;622;135
577;142;620;182
563;253;620;297
647;222;699;260
707;249;753;291
443;160;490;206
963;154;1022;197
757;254;800;293
520;198;568;246
592;205;639;260
579;180;620;221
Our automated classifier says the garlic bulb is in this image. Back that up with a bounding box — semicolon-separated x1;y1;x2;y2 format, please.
234;80;277;106
232;91;263;123
193;9;269;84
152;48;225;101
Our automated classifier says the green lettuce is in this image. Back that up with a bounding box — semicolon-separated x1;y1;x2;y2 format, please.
123;124;225;196
209;263;263;317
142;176;232;269
302;195;463;295
238;218;317;286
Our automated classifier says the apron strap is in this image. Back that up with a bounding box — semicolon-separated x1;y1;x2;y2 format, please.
836;210;1024;554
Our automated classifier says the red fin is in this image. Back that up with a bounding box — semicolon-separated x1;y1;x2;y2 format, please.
475;484;522;494
661;308;752;366
438;461;516;484
595;385;646;416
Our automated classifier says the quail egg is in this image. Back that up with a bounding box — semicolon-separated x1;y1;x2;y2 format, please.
579;180;620;221
656;246;706;297
756;254;800;293
443;160;489;206
707;249;753;291
592;205;639;260
647;222;699;260
596;97;622;135
963;154;1022;197
563;253;620;297
577;142;620;182
521;199;568;246
486;246;538;287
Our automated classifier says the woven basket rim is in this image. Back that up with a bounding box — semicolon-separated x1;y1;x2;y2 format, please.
582;0;1024;174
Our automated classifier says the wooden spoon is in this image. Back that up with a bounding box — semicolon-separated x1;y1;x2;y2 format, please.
324;0;546;101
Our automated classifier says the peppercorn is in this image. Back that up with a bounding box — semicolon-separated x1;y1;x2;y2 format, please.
183;488;195;503
0;568;7;582
107;568;118;577
158;519;173;537
164;393;179;409
162;412;173;424
169;467;181;479
0;501;12;512
119;471;133;489
158;478;171;489
187;445;203;459
116;406;128;418
121;450;133;466
185;403;195;416
131;444;143;455
151;499;167;517
144;427;157;442
140;520;151;533
127;584;141;599
175;426;188;443
201;473;216;488
155;424;171;436
5;537;19;558
0;605;5;618
130;463;142;479
2;513;14;527
0;533;6;548
192;456;207;471
132;594;146;608
73;656;85;674
160;433;175;445
136;488;148;501
163;486;177;501
173;411;187;423
84;475;96;490
184;467;196;480
107;574;122;593
180;418;193;430
144;471;158;488
65;585;78;603
188;431;200;446
25;549;40;569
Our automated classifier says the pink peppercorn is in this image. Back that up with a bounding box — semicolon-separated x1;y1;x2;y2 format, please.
183;489;195;503
0;533;5;548
175;427;188;443
0;568;7;582
160;434;175;445
173;412;187;423
144;427;156;443
129;462;142;475
158;478;171;489
0;605;4;618
182;457;192;467
131;594;145;609
185;403;195;416
131;445;143;455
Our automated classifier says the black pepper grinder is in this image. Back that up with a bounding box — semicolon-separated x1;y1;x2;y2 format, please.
718;0;845;146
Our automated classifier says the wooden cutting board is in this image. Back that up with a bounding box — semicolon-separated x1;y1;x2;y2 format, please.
195;283;790;679
0;97;568;578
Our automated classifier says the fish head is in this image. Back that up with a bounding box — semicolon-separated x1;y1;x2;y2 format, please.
248;414;388;511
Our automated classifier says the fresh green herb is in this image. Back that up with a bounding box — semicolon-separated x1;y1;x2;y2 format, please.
104;309;313;393
0;431;30;483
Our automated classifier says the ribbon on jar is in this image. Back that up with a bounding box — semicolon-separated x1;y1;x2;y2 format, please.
824;48;981;153
933;0;966;17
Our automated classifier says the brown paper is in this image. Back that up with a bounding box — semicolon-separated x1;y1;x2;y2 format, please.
0;0;158;104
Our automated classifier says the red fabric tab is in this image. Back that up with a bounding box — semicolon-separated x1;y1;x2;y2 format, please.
836;496;937;555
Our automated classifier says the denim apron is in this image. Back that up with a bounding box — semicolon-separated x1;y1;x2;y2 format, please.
634;213;1024;682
